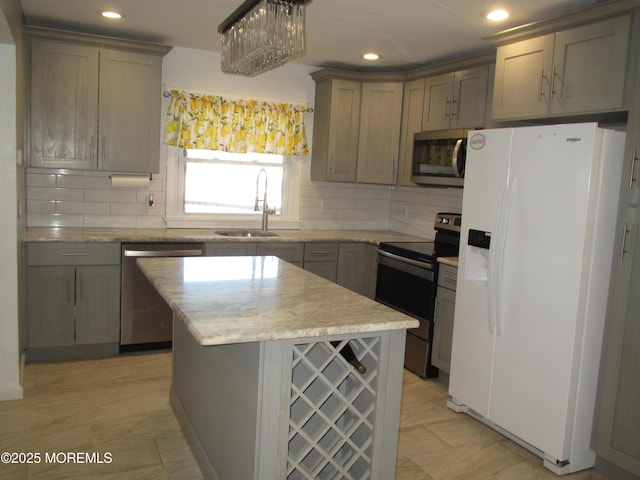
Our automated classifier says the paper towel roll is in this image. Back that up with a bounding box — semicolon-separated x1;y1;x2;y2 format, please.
110;175;150;189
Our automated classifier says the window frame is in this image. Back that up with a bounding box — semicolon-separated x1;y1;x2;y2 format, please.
165;146;302;229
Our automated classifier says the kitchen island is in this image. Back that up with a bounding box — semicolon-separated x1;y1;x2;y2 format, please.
137;255;418;480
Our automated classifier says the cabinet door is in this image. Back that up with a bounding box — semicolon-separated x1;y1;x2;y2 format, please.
304;261;337;282
28;266;75;347
432;287;456;374
337;243;366;295
453;66;489;128
492;35;554;120
593;207;640;476
550;16;630;115
75;265;121;344
99;49;162;173
422;73;454;131
29;40;99;169
356;82;403;184
206;243;258;256
310;79;361;182
397;79;424;186
363;244;378;300
257;242;304;264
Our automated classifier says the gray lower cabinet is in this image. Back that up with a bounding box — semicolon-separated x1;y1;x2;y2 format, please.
432;263;457;374
26;242;120;361
205;242;257;256
304;242;338;282
337;243;367;295
256;242;304;267
592;32;640;478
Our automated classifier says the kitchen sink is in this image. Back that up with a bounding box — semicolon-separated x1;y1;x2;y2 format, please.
215;229;278;237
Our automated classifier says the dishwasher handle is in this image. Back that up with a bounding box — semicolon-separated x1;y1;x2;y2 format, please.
123;248;203;257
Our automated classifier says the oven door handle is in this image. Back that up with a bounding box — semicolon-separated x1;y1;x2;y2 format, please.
377;249;433;271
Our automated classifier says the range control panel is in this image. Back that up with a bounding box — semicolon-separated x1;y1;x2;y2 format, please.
435;212;462;233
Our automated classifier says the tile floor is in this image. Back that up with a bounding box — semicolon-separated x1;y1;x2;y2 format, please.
0;352;608;479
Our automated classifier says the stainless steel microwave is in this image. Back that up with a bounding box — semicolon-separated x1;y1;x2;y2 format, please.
411;128;471;188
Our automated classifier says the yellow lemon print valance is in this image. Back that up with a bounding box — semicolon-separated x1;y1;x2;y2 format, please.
164;90;309;156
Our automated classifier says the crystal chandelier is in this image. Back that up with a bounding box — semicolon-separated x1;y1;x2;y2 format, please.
218;0;311;76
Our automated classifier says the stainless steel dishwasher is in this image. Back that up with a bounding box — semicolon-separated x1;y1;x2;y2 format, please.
120;243;204;351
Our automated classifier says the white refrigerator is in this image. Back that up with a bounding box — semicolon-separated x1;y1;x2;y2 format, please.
448;123;626;475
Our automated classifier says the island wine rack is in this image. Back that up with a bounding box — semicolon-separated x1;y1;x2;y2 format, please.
287;337;380;480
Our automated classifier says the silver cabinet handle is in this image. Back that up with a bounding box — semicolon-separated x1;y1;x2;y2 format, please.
620;222;630;261
61;253;89;257
629;149;638;189
550;65;559;98
538;68;546;100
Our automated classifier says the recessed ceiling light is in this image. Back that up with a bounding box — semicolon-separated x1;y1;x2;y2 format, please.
486;9;509;21
98;10;124;20
363;52;379;61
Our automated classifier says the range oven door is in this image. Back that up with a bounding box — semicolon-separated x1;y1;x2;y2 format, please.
375;250;438;378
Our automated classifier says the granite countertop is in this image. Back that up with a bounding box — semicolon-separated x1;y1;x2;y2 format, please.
438;256;458;267
24;227;427;245
137;255;419;346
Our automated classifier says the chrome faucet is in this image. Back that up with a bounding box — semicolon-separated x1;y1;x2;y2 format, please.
254;168;276;232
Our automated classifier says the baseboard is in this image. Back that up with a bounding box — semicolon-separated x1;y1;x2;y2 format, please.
169;388;219;480
0;384;23;401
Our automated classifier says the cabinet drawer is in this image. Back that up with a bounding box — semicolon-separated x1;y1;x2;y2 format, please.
438;263;458;290
256;242;304;263
28;242;121;266
304;242;338;262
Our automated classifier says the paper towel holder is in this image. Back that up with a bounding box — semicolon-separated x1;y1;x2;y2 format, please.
110;173;152;189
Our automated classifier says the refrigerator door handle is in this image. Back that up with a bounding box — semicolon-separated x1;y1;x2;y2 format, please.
488;181;508;334
491;178;517;337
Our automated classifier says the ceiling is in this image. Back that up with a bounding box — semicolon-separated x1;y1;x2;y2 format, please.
20;0;601;71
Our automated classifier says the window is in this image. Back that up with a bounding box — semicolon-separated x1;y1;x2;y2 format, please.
165;147;301;228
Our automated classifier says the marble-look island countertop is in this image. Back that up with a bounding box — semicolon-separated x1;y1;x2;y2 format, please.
137;255;419;346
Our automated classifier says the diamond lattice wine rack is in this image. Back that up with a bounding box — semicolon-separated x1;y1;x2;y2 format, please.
287;337;380;479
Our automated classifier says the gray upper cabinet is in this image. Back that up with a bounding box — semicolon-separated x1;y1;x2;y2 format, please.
27;28;170;173
29;40;99;170
311;73;403;185
98;49;163;173
421;66;489;131
492;15;631;121
356;82;403;184
310;77;361;182
397;79;424;186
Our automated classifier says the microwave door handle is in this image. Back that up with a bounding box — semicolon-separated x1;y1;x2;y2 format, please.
452;138;463;177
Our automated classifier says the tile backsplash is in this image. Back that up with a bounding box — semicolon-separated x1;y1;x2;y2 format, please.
26;157;462;238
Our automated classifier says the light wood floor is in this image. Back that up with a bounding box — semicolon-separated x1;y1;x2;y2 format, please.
0;352;608;479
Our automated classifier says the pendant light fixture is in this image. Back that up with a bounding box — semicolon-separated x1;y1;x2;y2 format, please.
218;0;312;76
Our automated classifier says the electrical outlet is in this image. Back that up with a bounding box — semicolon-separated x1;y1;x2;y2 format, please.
402;205;409;217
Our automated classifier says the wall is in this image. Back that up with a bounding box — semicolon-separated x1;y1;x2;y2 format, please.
0;0;22;401
25;46;462;237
